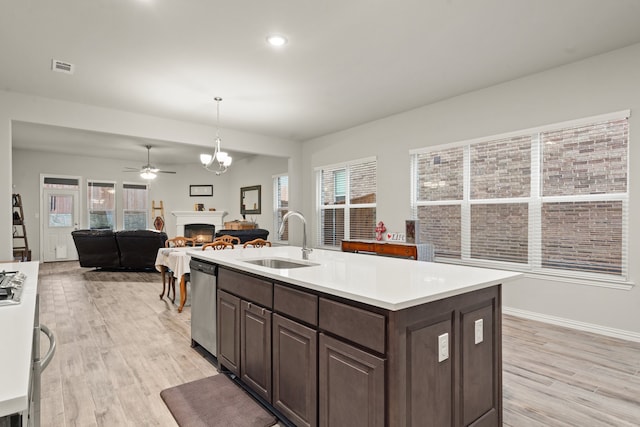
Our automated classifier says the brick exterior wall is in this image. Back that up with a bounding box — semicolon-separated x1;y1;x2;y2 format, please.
416;147;463;201
542;120;628;196
471;136;531;199
414;118;627;276
542;120;629;196
542;201;623;274
471;204;528;263
418;205;461;258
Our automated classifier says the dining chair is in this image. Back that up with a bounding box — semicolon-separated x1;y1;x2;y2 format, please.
202;241;235;250
161;236;196;302
242;238;272;248
215;235;241;245
165;236;196;248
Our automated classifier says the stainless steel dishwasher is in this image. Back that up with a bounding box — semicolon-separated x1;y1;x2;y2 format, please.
189;258;217;358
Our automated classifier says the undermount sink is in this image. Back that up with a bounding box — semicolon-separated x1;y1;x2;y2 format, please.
243;257;319;269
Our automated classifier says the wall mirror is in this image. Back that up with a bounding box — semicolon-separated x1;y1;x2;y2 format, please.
241;185;261;215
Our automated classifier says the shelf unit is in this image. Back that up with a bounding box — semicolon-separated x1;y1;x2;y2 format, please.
12;194;31;261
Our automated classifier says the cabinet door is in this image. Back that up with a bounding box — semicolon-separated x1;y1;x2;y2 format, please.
461;304;499;427
217;290;241;375
241;300;272;402
273;314;318;427
319;333;384;427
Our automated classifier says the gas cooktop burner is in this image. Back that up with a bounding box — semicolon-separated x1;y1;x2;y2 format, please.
0;270;26;306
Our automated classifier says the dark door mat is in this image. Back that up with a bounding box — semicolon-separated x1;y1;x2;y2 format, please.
160;374;277;427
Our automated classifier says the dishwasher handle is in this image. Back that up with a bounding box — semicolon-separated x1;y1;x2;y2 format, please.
38;324;56;371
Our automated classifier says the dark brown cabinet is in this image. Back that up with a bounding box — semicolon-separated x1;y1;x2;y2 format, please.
241;300;272;402
273;314;317;427
319;333;385;427
387;285;502;426
216;266;503;427
460;304;499;427
404;317;453;427
217;290;240;376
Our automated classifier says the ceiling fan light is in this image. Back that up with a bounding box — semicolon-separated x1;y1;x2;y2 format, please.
200;153;213;166
140;170;157;180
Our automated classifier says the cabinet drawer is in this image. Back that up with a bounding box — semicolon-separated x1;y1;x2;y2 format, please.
342;241;375;253
274;284;318;326
319;298;386;354
377;244;416;259
218;268;273;308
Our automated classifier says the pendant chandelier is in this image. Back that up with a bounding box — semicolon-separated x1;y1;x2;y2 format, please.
200;97;232;175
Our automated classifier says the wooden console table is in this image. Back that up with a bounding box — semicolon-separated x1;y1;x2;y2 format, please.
341;239;434;261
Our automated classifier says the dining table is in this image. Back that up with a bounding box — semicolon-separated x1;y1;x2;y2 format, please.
155;246;194;313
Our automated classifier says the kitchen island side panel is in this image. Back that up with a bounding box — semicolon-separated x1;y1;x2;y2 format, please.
387;285;502;427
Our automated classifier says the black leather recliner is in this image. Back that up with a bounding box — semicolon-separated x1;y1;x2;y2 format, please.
116;230;168;269
71;229;121;269
72;229;168;270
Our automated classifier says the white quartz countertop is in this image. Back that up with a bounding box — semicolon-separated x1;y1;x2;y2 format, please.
0;261;39;417
189;246;522;310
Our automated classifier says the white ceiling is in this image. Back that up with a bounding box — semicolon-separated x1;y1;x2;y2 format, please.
4;0;640;163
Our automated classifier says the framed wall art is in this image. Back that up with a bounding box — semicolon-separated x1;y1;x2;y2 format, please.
190;185;213;197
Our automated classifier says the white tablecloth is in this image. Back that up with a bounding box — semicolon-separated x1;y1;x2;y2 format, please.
155;246;193;280
155;247;193;309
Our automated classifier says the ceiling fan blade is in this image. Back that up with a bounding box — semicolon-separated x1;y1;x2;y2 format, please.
123;167;139;171
158;170;177;174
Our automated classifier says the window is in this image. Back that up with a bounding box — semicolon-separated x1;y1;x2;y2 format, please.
88;180;116;229
317;157;377;248
334;170;346;203
44;177;80;227
123;183;149;230
273;174;289;242
411;111;629;281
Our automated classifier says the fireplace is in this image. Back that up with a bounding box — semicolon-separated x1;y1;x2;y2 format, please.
172;210;227;239
184;224;216;246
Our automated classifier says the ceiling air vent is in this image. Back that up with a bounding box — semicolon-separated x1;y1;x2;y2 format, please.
51;59;74;74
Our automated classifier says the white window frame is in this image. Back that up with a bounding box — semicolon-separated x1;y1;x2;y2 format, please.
122;182;149;230
273;173;289;243
411;111;631;288
315;156;377;250
87;179;117;230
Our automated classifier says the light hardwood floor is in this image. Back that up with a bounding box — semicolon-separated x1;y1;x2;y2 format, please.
37;262;640;426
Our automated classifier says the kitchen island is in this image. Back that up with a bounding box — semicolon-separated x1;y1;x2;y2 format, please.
191;246;521;427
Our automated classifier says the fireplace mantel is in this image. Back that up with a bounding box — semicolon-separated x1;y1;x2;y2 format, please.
172;210;228;236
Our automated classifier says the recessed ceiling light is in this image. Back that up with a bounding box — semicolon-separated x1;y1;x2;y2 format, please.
266;34;288;47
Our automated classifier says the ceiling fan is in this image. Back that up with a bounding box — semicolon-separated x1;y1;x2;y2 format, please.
123;145;176;179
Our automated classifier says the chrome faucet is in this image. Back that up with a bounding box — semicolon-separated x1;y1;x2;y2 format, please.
279;210;313;260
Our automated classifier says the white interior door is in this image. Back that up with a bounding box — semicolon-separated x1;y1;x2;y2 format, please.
43;189;80;262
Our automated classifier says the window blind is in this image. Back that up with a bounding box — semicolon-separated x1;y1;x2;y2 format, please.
411;112;629;281
317;158;377;248
88;180;116;230
123;182;148;230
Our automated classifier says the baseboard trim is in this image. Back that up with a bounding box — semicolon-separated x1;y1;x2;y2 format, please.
503;307;640;343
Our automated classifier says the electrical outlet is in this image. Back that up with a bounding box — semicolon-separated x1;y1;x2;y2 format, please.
438;333;449;362
474;319;484;344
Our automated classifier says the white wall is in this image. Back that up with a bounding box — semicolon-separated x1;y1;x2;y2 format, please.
0;91;302;260
12;148;288;260
302;43;640;338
